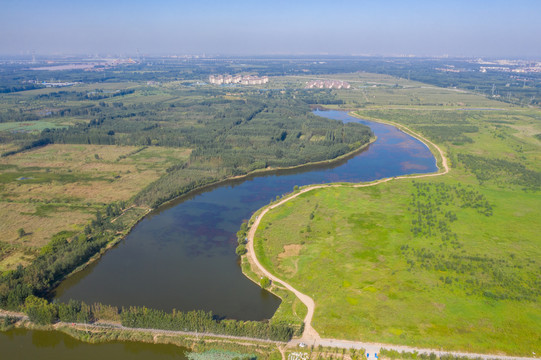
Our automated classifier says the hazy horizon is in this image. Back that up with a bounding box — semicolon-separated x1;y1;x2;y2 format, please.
2;0;541;58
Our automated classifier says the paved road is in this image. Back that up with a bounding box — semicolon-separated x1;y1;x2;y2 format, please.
289;338;538;360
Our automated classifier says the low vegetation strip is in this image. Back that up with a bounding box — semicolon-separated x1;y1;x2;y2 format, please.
120;306;295;341
1;295;296;342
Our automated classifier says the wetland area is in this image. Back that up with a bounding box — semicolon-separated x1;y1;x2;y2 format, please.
52;110;437;320
0;110;438;356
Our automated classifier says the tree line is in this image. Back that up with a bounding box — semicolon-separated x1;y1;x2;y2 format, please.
120;306;296;341
19;296;296;342
0;202;125;310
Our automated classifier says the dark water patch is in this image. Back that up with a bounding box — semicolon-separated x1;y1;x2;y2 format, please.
0;328;188;360
53;110;437;321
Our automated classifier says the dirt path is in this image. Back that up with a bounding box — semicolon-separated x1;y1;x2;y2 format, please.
246;118;448;342
245;124;539;359
246;185;333;343
243;119;541;360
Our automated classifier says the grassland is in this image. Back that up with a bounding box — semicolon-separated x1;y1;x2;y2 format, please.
251;75;541;355
0;143;191;271
278;73;513;110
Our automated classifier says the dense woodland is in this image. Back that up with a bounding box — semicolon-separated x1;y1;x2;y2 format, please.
1;87;372;207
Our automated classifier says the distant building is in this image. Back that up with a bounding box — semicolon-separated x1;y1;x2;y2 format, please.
41;81;78;88
305;80;351;89
209;74;269;85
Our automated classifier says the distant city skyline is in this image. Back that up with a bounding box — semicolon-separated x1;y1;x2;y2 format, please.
1;0;540;58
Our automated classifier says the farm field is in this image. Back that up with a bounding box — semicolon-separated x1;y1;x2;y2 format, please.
252;89;541;355
278;73;514;110
0;144;191;270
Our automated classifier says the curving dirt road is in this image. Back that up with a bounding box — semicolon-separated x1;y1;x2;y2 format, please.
245;118;448;343
243;120;541;360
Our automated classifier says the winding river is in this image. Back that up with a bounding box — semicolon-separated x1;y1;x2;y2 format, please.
2;110;438;356
51;110;437;321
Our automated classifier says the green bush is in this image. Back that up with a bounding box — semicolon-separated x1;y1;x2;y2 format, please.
24;295;58;325
235;245;247;256
259;277;271;288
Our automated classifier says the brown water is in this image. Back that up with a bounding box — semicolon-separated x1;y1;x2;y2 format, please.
0;328;189;360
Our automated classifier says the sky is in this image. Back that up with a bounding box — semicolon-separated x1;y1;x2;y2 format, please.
1;0;540;58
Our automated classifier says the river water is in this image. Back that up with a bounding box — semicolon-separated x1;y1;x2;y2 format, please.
2;110;437;356
51;110;437;320
0;328;189;360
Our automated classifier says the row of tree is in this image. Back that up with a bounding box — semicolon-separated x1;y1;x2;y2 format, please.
120;306;295;341
20;296;296;342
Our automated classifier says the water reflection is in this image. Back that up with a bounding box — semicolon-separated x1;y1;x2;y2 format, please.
53;110;437;320
0;329;188;360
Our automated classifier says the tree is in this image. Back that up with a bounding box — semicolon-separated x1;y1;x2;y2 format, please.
24;295;57;325
260;277;271;288
235;244;247;256
17;228;25;238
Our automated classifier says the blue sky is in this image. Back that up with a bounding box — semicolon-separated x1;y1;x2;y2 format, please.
1;0;540;57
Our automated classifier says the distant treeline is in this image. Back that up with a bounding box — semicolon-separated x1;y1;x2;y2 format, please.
2;56;540;105
35;89;135;101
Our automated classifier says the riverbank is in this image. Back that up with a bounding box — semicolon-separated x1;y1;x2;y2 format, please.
153;134;378;210
51;136;377;292
0;310;283;359
240;112;448;334
242;110;541;356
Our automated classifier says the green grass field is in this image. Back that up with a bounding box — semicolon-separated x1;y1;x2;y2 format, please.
251;85;541;355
